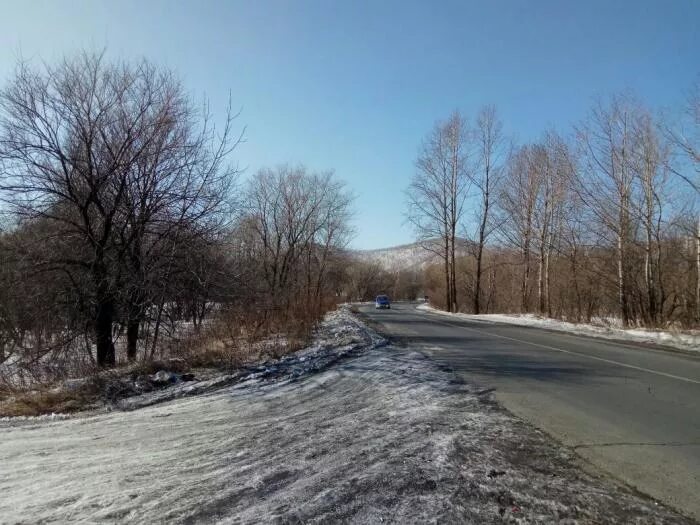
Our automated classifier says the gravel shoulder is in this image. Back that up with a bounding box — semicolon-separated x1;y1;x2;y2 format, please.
0;308;691;523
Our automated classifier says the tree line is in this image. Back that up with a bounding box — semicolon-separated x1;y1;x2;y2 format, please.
409;88;700;328
0;53;353;384
1;51;696;388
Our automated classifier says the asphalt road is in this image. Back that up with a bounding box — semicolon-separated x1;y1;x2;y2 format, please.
358;302;700;521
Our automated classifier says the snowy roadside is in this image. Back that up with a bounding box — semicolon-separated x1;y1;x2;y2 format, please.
418;303;700;353
115;307;385;412
0;308;690;523
1;307;384;420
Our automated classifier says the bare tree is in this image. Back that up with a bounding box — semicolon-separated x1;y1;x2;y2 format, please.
115;84;239;361
630;110;670;325
468;105;506;314
534;133;570;316
345;261;393;302
406;111;469;312
497;133;570;316
414;93;697;328
499;145;539;311
242;165;353;324
575;95;641;326
0;52;239;366
665;81;700;319
665;81;700;191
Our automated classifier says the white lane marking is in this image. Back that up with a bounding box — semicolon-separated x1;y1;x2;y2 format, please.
421;313;700;386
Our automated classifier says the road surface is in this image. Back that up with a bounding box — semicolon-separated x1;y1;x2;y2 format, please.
358;302;700;521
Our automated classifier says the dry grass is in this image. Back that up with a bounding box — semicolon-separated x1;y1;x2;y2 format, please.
0;302;336;417
0;380;101;417
173;303;323;368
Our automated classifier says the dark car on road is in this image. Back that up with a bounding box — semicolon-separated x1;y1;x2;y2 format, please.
375;295;391;309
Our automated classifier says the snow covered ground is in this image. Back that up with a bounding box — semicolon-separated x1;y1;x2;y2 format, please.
418;304;700;353
0;308;690;523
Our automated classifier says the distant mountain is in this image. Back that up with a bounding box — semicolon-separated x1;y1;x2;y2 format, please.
351;238;471;272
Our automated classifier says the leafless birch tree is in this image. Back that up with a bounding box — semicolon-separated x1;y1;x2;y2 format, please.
665;82;700;319
468;105;506;314
575;95;640;326
499;145;539;311
406;111;469;312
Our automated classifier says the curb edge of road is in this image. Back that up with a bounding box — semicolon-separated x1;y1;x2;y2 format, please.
416;305;700;360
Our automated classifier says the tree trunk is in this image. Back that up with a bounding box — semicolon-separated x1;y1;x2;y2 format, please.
126;317;140;361
537;245;545;315
644;240;658;326
149;299;166;360
521;244;531;312
696;217;700;321
444;238;452;312
544;246;551;317
126;284;145;361
95;296;115;367
643;179;657;326
474;241;484;314
617;231;630;328
544;202;555;317
450;235;458;312
570;246;582;322
474;175;490;315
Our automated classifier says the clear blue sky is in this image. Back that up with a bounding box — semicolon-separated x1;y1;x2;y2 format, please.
1;0;698;248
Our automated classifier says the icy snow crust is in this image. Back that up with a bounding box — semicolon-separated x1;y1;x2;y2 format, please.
0;308;689;523
418;304;700;353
